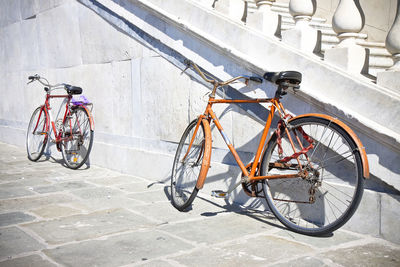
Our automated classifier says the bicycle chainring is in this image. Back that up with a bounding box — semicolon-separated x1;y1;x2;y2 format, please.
241;164;264;198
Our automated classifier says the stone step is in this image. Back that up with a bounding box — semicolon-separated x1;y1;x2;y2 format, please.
320;43;391;57
358;41;391;55
271;5;290;14
368;56;393;68
281;24;367;43
366;48;391;56
281;21;337;36
281;17;332;30
247;1;258;13
369;66;387;77
281;19;330;31
321;42;336;51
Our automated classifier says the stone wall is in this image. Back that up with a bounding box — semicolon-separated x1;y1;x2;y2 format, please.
0;0;264;184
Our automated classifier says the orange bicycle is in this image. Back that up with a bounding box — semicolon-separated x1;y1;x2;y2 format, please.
170;60;369;236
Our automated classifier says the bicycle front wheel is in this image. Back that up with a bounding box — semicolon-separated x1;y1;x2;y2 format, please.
171;119;211;211
61;106;94;169
261;116;364;236
26;106;48;161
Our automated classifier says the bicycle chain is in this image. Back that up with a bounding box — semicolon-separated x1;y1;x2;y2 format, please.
276;115;314;163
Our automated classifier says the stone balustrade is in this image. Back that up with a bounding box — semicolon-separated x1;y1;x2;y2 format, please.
209;0;400;92
377;0;400;93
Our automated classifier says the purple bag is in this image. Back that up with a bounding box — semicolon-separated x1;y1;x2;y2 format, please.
71;95;90;106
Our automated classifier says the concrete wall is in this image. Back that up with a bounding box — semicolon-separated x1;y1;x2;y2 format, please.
0;0;399;243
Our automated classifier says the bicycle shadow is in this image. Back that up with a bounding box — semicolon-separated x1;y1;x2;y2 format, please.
41;142;91;170
162;182;287;231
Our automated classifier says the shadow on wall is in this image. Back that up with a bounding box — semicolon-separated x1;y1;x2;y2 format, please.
86;0;400;187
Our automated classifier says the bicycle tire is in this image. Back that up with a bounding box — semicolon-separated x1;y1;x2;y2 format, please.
61;106;94;169
26;106;48;161
260;116;364;236
171;119;211;211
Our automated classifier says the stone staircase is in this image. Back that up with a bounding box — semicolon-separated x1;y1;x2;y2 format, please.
248;1;393;77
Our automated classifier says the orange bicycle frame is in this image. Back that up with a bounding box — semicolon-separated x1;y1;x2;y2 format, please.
182;60;369;190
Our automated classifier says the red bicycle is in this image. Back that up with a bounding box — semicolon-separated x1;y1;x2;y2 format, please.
26;75;94;169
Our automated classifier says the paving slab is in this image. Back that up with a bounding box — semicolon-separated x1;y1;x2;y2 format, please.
0;211;36;227
159;212;276;245
0;177;52;187
127;189;171;203
137;259;177;266
30;204;83;219
0;142;399;266
0;187;35;199
0;227;45;259
69;187;125;199
88;175;145;186
0;193;77;213
274;229;362;248
32;181;94;194
0;254;57;267
270;256;327;267
128;198;232;224
116;180;165;193
44;230;194;266
69;196;145;212
320;242;400;267
23;208;156;245
171;234;314;266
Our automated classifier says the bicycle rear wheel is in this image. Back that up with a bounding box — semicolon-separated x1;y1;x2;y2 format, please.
171;119;211;211
26;106;48;161
261;116;364;236
61;106;94;169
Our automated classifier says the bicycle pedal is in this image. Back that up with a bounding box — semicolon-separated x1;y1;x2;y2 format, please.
211;190;228;198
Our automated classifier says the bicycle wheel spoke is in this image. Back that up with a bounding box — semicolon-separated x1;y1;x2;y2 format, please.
27;107;48;161
171;119;209;211
262;117;364;236
61;107;93;169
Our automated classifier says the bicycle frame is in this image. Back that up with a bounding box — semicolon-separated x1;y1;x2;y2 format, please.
42;93;72;143
181;64;369;192
193;94;300;188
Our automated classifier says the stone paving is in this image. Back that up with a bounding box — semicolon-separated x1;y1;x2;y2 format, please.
0;142;399;267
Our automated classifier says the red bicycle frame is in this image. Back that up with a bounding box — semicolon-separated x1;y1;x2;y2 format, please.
36;93;74;148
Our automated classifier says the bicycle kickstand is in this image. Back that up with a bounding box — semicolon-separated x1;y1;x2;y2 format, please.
211;179;244;198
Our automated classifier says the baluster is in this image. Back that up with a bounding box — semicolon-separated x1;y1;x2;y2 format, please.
377;0;400;93
246;0;280;36
324;0;368;74
198;0;215;9
281;0;320;54
214;0;246;22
